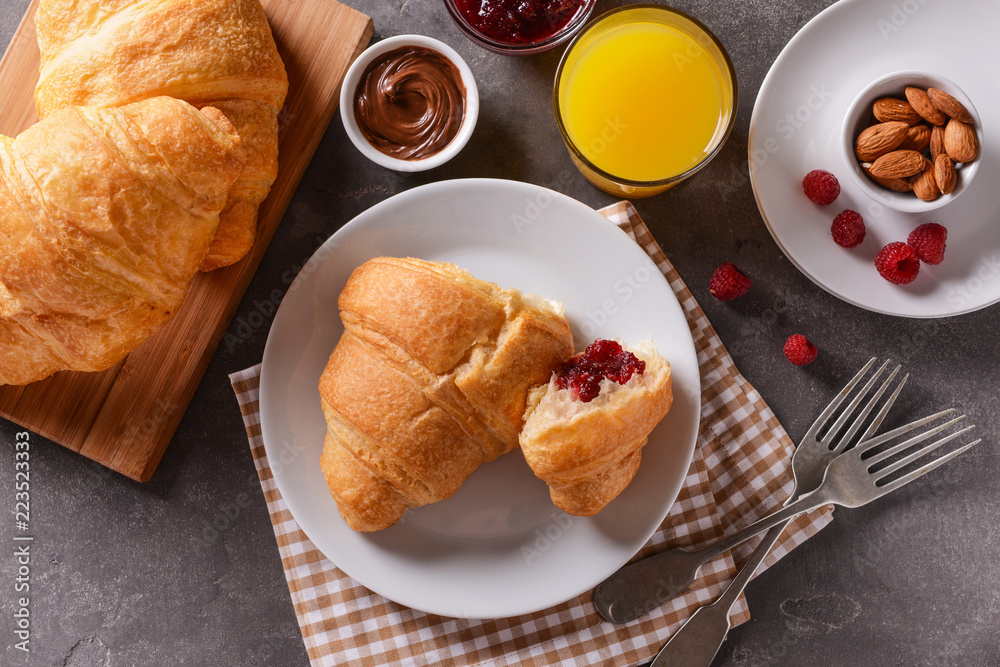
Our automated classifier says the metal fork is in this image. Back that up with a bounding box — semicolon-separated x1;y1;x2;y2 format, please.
646;409;977;667
594;360;980;627
645;360;930;666
594;358;894;624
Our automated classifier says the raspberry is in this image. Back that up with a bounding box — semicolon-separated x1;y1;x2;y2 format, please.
709;262;751;301
831;210;866;248
783;334;817;366
907;223;947;265
874;241;921;284
802;169;841;206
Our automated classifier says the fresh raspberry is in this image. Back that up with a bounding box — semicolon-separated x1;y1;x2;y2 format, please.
802;169;841;206
906;223;948;265
831;210;866;248
709;262;752;301
783;334;818;366
874;242;921;284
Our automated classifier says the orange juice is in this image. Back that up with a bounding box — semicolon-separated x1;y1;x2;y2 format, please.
555;6;735;195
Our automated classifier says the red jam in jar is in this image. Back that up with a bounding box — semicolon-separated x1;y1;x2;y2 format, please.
555;339;646;403
453;0;589;45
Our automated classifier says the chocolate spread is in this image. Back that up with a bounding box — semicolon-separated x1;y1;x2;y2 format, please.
354;46;467;161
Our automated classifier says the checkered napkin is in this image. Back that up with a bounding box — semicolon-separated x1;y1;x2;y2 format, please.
229;201;834;667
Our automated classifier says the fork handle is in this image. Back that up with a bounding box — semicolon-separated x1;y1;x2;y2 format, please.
694;489;830;563
594;489;831;624
650;522;789;667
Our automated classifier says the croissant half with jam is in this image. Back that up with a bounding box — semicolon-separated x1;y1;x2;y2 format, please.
0;98;246;386
318;257;574;532
34;0;288;271
519;339;673;516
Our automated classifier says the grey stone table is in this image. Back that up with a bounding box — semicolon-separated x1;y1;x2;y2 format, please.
1;1;997;665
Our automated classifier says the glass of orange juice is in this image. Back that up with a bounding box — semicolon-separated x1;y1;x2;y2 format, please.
554;5;737;198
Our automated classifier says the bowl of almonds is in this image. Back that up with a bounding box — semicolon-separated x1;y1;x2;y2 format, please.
843;71;982;212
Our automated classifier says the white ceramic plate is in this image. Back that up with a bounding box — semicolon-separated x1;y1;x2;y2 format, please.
749;0;1000;318
259;179;700;618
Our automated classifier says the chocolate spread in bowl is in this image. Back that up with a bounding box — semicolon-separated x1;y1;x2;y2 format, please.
354;46;467;161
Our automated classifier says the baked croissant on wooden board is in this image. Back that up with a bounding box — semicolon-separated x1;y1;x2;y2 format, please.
0;97;246;386
34;0;288;271
318;257;575;532
520;339;673;516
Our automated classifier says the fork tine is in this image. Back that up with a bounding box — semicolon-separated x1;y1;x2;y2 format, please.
819;359;890;446
864;415;967;466
855;408;957;456
872;424;976;479
830;365;902;454
853;372;908;447
873;438;980;497
804;357;879;442
802;358;877;440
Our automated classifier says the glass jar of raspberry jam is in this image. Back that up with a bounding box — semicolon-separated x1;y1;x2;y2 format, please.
443;0;595;55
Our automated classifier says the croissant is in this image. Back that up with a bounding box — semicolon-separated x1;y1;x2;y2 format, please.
34;0;288;271
519;339;673;516
0;97;246;386
319;257;574;531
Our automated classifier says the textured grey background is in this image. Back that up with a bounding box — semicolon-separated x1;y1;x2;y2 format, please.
1;0;998;665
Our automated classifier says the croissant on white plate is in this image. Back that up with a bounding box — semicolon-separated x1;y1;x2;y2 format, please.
34;0;288;271
0;97;246;386
318;257;575;532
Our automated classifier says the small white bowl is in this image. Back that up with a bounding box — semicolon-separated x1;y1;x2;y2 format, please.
841;70;983;213
340;35;479;172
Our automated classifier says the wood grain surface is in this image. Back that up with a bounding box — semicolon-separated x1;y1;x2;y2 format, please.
0;0;373;481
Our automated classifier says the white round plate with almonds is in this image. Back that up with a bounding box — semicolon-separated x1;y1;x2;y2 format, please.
259;178;700;618
749;0;1000;318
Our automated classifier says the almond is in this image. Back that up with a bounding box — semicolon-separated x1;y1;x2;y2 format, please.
904;87;948;125
943;117;978;162
911;164;940;201
855;121;909;162
928;88;974;124
862;163;913;193
873;97;922;125
934;154;956;195
900;123;931;152
869;149;927;179
929;124;946;161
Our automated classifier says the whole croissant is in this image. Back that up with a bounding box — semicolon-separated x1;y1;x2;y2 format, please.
0;97;246;386
34;0;288;271
319;258;574;532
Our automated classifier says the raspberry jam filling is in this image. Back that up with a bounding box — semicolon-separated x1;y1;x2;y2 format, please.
555;339;645;403
453;0;587;46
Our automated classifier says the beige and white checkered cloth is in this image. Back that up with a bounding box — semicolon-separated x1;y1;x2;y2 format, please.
229;201;834;666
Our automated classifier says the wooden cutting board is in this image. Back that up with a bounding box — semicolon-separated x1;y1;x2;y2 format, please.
0;0;373;481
